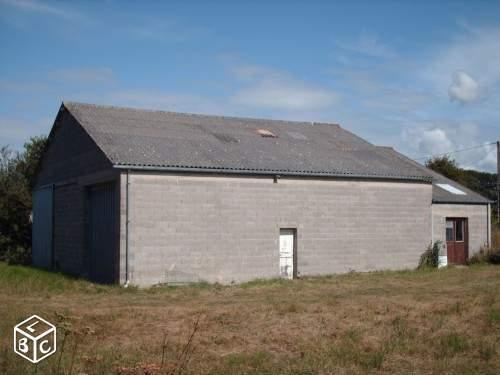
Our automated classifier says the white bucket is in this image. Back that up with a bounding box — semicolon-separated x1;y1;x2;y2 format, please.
438;255;448;268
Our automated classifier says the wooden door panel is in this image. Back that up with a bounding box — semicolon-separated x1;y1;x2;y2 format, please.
445;218;468;265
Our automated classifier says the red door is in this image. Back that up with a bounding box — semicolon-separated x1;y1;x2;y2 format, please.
445;218;468;264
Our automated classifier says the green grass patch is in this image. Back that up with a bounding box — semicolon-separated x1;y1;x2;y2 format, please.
487;308;500;325
438;333;470;356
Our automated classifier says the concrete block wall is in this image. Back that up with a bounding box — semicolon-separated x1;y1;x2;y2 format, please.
121;172;433;286
432;204;490;257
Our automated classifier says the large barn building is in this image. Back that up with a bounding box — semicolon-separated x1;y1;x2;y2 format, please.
32;102;492;285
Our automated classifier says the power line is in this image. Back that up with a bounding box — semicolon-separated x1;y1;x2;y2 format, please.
459;147;497;168
412;141;497;161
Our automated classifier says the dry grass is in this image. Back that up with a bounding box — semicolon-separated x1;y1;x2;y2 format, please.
1;263;500;374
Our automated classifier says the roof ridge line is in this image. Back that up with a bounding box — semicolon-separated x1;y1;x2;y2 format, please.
62;100;342;128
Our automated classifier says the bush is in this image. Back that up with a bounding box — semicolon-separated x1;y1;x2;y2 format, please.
418;241;442;268
4;245;31;265
468;246;500;265
0;137;47;265
489;251;500;264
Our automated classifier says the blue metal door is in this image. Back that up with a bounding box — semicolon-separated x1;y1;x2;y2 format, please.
87;182;117;283
32;186;54;269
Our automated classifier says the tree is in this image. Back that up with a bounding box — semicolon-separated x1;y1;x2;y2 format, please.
425;156;464;184
0;136;48;264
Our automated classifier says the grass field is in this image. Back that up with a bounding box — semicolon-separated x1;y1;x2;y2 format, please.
1;263;500;374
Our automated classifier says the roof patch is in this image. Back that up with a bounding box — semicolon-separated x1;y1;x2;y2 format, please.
256;129;277;138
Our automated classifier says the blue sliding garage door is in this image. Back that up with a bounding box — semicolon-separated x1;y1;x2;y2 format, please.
87;182;117;284
32;186;54;269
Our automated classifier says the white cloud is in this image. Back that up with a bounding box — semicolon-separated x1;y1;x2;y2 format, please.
230;64;280;81
230;64;339;111
233;81;338;111
448;71;479;103
0;0;79;19
105;90;226;115
418;128;453;155
119;16;210;45
403;126;454;156
335;33;396;59
49;67;115;85
0;80;50;94
401;122;495;171
424;26;500;100
0;116;51;148
362;87;431;112
473;143;497;171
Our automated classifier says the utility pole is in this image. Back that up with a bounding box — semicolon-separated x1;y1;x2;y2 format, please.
497;140;499;224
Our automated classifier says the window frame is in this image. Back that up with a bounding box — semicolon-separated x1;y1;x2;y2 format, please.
445;220;454;242
455;219;465;243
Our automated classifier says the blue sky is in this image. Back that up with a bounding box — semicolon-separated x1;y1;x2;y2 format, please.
1;0;499;171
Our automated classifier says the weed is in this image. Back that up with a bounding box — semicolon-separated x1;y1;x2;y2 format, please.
468;246;500;265
222;351;275;373
360;349;386;370
345;328;361;343
277;302;300;314
439;333;469;356
487;308;500;325
418;241;442;269
478;340;496;361
239;277;289;289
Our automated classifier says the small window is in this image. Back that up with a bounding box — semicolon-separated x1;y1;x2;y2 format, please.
446;220;454;241
455;220;464;242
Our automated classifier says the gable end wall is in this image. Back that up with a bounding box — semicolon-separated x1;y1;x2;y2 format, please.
34;112;117;276
432;203;490;257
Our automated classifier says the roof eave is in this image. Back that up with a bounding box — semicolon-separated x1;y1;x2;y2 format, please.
113;164;432;183
432;199;492;205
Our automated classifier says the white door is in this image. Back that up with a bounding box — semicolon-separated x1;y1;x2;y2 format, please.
279;229;295;279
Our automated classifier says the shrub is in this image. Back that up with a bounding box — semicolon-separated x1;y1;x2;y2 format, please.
418;241;442;268
0;137;47;265
489;251;500;264
468;246;500;265
4;245;31;265
468;247;489;264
